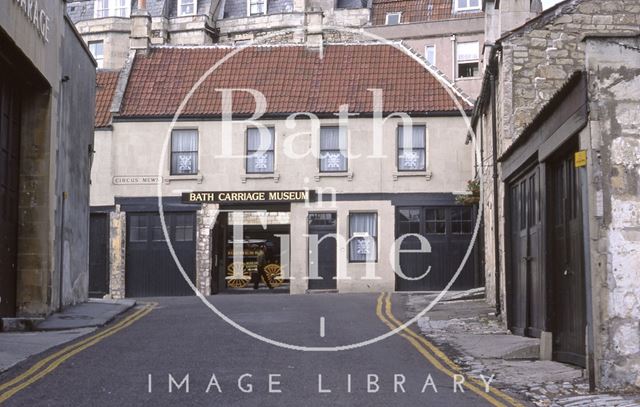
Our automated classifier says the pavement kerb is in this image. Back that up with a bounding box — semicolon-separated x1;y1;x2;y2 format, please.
378;293;526;407
0;303;156;402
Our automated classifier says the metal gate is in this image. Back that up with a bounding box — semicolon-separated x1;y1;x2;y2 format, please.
395;206;478;291
0;65;21;317
125;212;196;297
89;214;110;298
308;212;337;290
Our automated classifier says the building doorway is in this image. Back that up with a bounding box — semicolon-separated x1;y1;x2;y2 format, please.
125;212;197;297
89;213;110;298
307;212;337;290
212;209;290;293
0;64;21;317
507;165;545;338
549;146;586;367
395;206;479;291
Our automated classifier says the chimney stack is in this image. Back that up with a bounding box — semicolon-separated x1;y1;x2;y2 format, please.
130;1;151;51
305;10;324;53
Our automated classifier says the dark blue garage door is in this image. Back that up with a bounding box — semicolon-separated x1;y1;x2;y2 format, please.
126;212;197;297
395;206;480;291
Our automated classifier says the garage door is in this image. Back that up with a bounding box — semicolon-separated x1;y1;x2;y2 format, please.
0;65;20;317
395;206;478;291
126;212;196;297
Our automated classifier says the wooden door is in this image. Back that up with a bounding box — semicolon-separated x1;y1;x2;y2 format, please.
89;214;110;298
395;206;477;291
508;167;544;337
211;212;228;294
125;212;197;297
550;152;586;367
308;213;337;290
0;65;20;317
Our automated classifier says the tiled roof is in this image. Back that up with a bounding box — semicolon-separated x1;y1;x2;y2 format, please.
96;70;120;128
371;0;483;26
118;44;470;118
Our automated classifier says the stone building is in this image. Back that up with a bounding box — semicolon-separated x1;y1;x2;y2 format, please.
0;1;96;321
66;0;220;69
68;0;543;100
87;35;483;300
470;0;640;391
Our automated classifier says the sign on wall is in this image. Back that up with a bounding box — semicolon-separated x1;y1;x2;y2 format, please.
113;176;162;185
13;0;51;43
182;190;315;204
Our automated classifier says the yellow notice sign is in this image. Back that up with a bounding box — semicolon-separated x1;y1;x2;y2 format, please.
575;150;587;168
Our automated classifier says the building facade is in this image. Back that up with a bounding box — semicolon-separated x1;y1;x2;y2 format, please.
88;40;481;299
0;1;96;320
472;0;640;391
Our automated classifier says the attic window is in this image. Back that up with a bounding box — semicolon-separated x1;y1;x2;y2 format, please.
385;12;401;25
178;0;197;16
454;0;480;12
94;0;130;18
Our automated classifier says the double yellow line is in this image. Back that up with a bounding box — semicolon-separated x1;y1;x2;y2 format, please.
0;302;156;404
375;293;523;407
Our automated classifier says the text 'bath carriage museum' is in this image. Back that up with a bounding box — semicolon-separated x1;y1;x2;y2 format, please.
0;0;639;393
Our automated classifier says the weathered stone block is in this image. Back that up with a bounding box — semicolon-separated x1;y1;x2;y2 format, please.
593;15;614;25
530;38;547;48
536;65;567;80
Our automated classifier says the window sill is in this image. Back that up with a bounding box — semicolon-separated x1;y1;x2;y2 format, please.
164;174;203;184
241;173;280;183
392;170;432;181
455;76;481;81
314;171;353;181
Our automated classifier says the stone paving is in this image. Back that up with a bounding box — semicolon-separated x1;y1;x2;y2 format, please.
403;294;640;407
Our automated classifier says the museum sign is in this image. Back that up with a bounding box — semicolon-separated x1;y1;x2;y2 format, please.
182;190;315;204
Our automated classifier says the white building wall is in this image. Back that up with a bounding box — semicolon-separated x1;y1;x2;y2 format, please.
92;116;473;205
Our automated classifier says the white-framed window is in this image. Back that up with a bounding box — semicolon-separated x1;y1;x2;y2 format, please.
178;0;197;16
319;126;347;172
94;0;130;18
454;0;481;12
385;12;402;25
171;129;199;175
246;127;275;174
88;40;104;69
425;45;436;65
456;41;480;78
397;125;427;171
349;213;378;263
248;0;267;16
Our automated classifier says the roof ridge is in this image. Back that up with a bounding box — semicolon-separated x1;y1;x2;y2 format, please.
148;41;404;50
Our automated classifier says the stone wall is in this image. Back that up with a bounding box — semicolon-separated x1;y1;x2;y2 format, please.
585;37;640;391
109;208;126;299
482;0;640;313
500;0;640;140
480;0;640;391
196;204;219;296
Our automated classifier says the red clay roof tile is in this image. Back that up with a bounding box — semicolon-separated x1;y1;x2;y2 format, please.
118;44;470;119
95;70;119;128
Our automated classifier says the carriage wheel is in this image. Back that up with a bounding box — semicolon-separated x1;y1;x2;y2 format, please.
263;264;284;288
226;263;250;288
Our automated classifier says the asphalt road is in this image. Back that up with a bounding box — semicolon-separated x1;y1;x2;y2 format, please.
0;293;511;406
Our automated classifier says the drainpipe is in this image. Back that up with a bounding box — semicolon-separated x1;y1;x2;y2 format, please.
579;161;596;391
490;71;501;316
